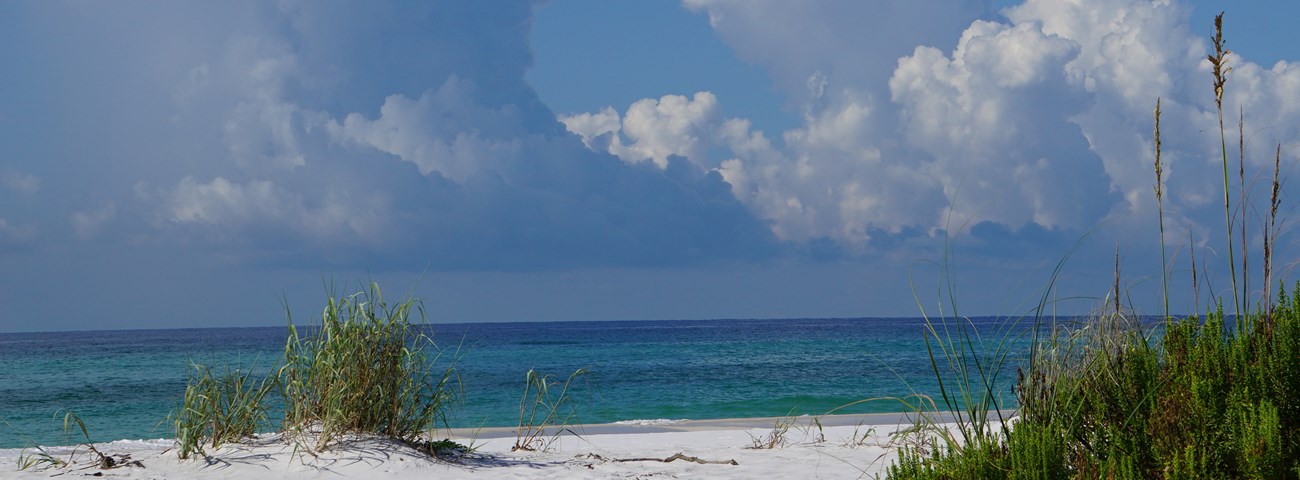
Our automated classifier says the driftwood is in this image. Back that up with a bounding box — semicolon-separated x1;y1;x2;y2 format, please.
579;452;738;466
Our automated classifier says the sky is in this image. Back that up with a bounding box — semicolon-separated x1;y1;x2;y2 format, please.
2;0;1299;333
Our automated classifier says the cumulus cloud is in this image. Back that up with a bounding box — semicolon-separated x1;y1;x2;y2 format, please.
558;0;1300;274
325;76;526;183
561;92;721;169
163;176;391;253
889;19;1115;230
998;0;1300;242
219;37;307;172
0;0;780;272
143;2;776;269
682;0;988;108
168;177;290;226
6;0;1299;291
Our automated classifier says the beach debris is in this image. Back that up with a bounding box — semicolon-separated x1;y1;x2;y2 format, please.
16;411;144;473
400;437;478;462
84;443;113;469
577;452;739;466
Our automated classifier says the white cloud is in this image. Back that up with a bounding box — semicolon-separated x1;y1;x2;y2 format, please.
165;176;387;243
1004;0;1196;102
0;168;39;195
219;38;306;171
889;19;1107;230
0;217;37;248
11;0;1298;277
999;0;1300;238
682;0;987;107
554;0;1300;260
567;92;944;246
325;76;525;183
617;92;720;169
561;92;721;170
168;176;285;225
70;203;117;239
559;107;621;151
92;2;777;269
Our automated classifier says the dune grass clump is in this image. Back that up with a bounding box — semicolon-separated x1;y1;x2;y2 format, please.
888;291;1300;479
885;12;1300;479
160;283;462;460
280;283;459;452
512;368;586;452
746;409;799;449
170;363;277;459
1000;294;1300;479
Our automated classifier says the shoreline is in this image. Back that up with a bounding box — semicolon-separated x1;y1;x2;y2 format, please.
1;411;993;451
448;410;996;439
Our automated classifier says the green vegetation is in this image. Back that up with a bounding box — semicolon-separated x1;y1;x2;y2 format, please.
885;12;1300;479
170;363;277;459
746;409;799;449
163;282;464;459
19;411;138;471
14;13;1296;476
280;283;459;452
157;282;595;463
887;290;1300;479
512;368;586;452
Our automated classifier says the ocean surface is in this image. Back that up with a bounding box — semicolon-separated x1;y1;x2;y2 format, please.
0;317;1036;449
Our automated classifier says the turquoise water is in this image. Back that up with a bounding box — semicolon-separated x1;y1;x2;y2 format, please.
0;318;1033;448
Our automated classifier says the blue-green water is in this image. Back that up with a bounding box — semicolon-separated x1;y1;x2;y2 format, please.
0;318;1033;448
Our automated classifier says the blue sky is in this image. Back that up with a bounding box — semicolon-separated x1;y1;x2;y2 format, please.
2;0;1298;332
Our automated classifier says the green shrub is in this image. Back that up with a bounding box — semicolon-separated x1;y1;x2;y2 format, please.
886;436;1007;480
1006;421;1068;480
1231;398;1282;478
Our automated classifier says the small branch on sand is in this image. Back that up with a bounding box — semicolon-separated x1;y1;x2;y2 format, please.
578;452;739;465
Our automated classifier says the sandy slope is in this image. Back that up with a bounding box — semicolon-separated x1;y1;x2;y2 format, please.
1;414;948;479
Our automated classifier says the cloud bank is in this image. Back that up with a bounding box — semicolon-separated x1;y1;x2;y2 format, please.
566;0;1300;274
0;1;777;272
2;0;1299;332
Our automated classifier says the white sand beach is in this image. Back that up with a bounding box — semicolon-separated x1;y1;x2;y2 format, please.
1;413;961;479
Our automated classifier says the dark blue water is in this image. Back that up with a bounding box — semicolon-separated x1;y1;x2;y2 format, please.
0;317;1034;448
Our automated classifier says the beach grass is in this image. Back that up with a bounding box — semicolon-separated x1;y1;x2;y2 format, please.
170;363;277;459
884;12;1300;479
512;368;586;452
160;282;465;459
280;282;460;452
18;411;125;470
745;408;799;449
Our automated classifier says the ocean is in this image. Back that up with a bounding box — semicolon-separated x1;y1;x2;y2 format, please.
0;317;1033;449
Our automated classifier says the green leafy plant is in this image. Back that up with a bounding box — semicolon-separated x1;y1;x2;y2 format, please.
16;446;65;471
